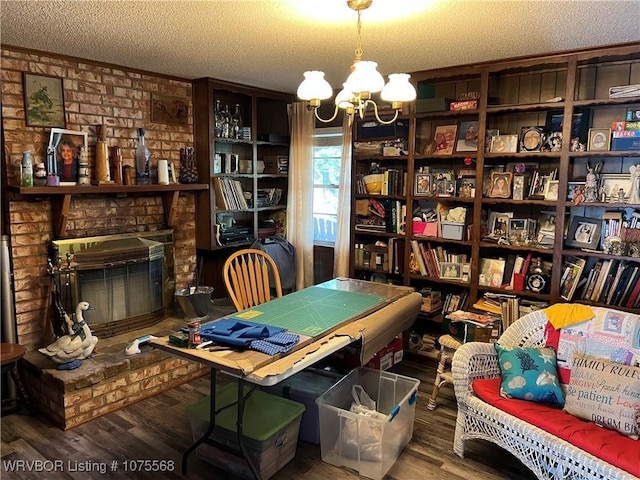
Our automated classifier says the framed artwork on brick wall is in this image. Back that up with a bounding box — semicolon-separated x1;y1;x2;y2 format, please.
23;73;65;128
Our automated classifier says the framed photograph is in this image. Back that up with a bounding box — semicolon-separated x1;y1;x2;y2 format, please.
490;134;518;153
488;171;513;198
49;128;88;185
542;131;563;152
512;175;527;200
431;169;455;196
587;128;611;151
433;125;458;155
544;180;559;201
414;173;432;196
537;211;556;244
440;262;463;280
560;258;586;301
488;211;513;238
529;168;557;199
484;128;499;153
509;218;528;244
457;176;476;198
456;121;479;152
545;108;590;143
567;181;586;201
23;73;65;128
151;93;189;125
565;216;602;250
599;173;632;202
478;258;507;287
520;126;545;152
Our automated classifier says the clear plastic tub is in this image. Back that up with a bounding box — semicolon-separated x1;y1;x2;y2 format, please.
316;367;420;480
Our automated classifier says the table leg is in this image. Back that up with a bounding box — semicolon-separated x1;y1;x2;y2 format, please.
237;378;261;480
182;368;218;475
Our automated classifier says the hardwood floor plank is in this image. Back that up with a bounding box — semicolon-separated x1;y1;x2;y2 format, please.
1;358;537;479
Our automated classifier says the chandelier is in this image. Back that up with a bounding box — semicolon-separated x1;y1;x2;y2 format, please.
297;0;416;126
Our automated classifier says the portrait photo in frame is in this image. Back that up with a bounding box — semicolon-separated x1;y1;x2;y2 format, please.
456;121;479;152
544;180;560;201
23;73;65;128
414;173;432;196
565;216;602;250
488;171;513;198
488;211;513;238
490;134;518;153
433;124;457;155
599;173;632;202
49;128;88;185
512;175;527;200
440;262;463;280
587;128;611;151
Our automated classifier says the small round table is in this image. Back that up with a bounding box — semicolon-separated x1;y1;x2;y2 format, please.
427;334;463;410
1;343;35;416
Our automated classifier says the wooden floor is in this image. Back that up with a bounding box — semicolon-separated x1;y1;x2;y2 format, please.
1;357;536;480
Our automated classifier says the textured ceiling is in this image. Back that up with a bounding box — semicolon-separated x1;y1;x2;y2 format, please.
1;0;639;95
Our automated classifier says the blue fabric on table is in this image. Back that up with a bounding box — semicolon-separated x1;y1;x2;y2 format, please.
199;318;286;348
250;332;300;355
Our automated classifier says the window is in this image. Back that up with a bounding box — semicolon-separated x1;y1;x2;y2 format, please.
313;127;343;245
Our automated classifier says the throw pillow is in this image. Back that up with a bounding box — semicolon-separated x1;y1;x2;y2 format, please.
564;353;640;439
495;344;565;407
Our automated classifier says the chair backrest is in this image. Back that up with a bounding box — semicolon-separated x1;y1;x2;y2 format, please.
223;248;283;311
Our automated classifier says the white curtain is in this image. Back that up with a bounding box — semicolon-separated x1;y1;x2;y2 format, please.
333;116;352;278
287;102;315;290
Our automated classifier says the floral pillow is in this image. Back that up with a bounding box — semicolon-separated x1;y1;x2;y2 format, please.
495;344;565;408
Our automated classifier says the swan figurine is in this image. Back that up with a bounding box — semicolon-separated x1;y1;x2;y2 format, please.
39;301;98;369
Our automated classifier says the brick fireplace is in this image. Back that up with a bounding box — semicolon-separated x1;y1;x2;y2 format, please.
2;46;207;428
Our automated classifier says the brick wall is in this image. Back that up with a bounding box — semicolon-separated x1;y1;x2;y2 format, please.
1;46;198;351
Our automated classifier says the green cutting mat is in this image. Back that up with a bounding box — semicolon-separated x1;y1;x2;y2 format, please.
230;286;386;337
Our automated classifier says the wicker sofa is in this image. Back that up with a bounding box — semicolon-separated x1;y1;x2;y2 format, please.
452;308;639;480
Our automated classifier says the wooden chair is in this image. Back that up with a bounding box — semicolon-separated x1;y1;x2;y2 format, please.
223;249;283;311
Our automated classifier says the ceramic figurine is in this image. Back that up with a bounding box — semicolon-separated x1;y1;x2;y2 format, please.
584;160;603;202
39;301;98;369
626;164;640;204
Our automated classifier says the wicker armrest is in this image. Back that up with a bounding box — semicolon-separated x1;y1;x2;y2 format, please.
452;342;500;406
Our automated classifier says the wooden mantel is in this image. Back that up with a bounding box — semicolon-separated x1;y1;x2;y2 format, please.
7;183;208;237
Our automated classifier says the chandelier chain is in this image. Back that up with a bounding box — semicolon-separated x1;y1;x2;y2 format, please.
354;9;363;63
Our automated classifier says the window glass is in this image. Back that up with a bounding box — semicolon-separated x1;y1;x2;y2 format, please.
313;128;343;244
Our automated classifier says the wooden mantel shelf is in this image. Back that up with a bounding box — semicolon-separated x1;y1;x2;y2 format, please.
7;183;208;237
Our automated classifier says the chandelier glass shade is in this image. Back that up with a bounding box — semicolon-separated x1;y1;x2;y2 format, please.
297;0;416;125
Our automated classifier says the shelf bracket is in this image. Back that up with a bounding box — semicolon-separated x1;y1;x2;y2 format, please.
50;194;72;238
162;191;180;227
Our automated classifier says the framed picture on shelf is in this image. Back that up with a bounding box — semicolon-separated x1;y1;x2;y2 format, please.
490;134;518;153
536;211;556;244
431;169;455;196
414;173;433;196
23;73;66;128
519;126;545;152
48;128;88;185
440;262;463;280
457;176;476;198
433;125;457;155
567;181;585;201
599;173;632;202
559;257;586;301
508;218;528;244
544;179;559;201
587;128;611;151
529;169;556;199
565;216;602;250
512;175;527;200
484;129;499;153
545;108;590;143
478;258;506;287
456;121;479;152
488;211;513;238
488;171;513;198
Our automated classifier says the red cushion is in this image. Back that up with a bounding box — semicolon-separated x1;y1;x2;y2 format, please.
473;378;640;478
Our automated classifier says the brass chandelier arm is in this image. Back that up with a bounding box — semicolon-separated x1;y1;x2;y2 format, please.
363;99;400;125
310;104;342;123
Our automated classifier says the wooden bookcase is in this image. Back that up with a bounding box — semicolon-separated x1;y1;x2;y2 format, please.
349;42;640;321
192;78;292;296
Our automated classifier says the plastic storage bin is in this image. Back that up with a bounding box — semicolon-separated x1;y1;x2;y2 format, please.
263;369;342;444
316;367;420;480
185;383;305;480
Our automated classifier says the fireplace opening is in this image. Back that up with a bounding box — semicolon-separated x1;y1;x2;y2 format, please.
51;230;175;338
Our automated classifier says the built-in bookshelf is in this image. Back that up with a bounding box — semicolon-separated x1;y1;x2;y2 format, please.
349;42;640;329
